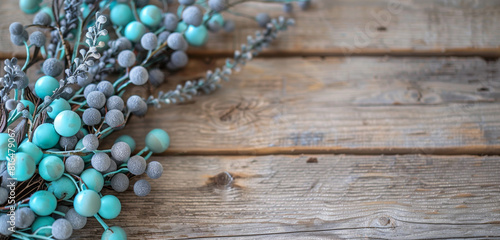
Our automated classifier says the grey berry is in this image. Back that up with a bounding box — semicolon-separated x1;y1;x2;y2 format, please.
148;69;165;87
82;108;102;126
52;218;73;240
182;6;203;26
146;161;163;179
105;109;125;128
86;91;106;109
65;156;84;175
82;134;99;151
208;0;226;12
167;32;187;50
163;13;178;32
129;66;149;85
91;152;111;172
43;58;64;77
65;208;87;230
97;81;114;97
111;173;129;192
127;155;146;175
141;32;158;51
134;179;151;197
34;12;51;26
170;50;188;68
111;142;131;163
29;31;46;47
256;13;271;28
117;50;136;68
106;96;124;111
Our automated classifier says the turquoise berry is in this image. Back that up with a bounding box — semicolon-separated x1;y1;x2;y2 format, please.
34;76;59;99
20;0;42;14
33;123;60;149
124;21;147;42
47;176;76;200
145;129;170;153
207;13;224;26
80;169;104;192
29;190;57;216
0;133;16;161
38;156;65;181
74;190;101;217
139;5;162;28
20;99;35;115
175;21;188;33
31;216;55;236
101;226;127;240
184;25;209;47
115;135;136;152
10;152;35;181
110;4;135;26
18;141;43;164
54;110;81;137
98;195;121;219
48;98;71;119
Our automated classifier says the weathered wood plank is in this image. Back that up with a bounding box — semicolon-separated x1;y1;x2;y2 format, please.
100;57;500;155
1;0;500;58
71;155;500;239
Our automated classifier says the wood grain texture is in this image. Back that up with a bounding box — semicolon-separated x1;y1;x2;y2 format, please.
101;57;500;155
2;0;500;58
71;155;500;239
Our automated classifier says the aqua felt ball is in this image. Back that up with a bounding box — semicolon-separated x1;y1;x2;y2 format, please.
74;190;101;217
34;76;59;99
29;190;57;216
47;176;76;200
175;21;188;33
0;133;16;161
31;216;55;236
124;21;147;42
20;99;35;115
101;226;127;240
48;98;71;119
18;141;42;164
145;129;170;153
110;4;135;26
115;135;136;152
184;24;209;47
80;169;104;192
54;110;81;137
140;5;162;28
20;0;42;14
33;123;60;149
9;152;35;181
98;195;121;219
38;156;64;181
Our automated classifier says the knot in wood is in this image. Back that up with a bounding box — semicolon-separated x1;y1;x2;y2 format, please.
214;171;234;187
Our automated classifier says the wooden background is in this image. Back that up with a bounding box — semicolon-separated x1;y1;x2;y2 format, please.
2;0;500;239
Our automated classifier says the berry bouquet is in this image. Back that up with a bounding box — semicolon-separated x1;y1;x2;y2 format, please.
0;0;310;239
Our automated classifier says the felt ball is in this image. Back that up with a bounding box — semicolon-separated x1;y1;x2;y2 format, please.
127;155;146;175
84;84;97;98
163;13;178;31
0;187;7;205
82;134;99;151
208;0;226;12
73;190;101;217
48;98;71;119
110;4;134;26
10;30;29;46
166;32;187;50
134;179;151;197
104;159;117;173
29;31;46;47
106;96;125;111
65;208;87;230
34;11;51;25
82;108;102;126
256;13;271;28
38;155;65;181
65;156;84;175
97;81;114;97
141;32;158;50
140;5;162;28
91;152;111;172
178;0;195;5
80;169;104;192
170;50;188;68
29;191;57;216
98;195;121;219
124;21;147;42
59;135;78;150
86;91;106;109
157;31;170;45
126;95;146;112
0;215;13;236
9;22;24;35
182;6;203;27
113;37;132;51
15;207;36;228
146;161;163;179
54;110;81;137
115;135;136;152
129;66;149;85
52;219;73;240
148;68;165;86
105;109;125;128
110;173;129;192
117;50;136;68
111;142;131;163
42;58;64;77
34;76;59;99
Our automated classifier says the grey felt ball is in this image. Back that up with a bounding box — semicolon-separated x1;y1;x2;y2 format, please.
52;218;73;240
43;58;64;77
0;187;8;205
82;134;99;151
86;91;106;109
117;50;136;68
182;6;203;27
146;161;163;179
178;0;195;5
65;208;87;230
163;13;178;32
91;152;111;172
170;50;188;68
104;159;117;173
129;66;149;85
127;155;147;175
106;96;124;111
77;73;93;87
33;12;51;26
53;205;70;220
166;32;186;51
157;31;170;44
111;173;129;192
113;37;132;51
148;69;165;87
209;0;226;12
11;30;29;46
298;0;311;10
97;81;114;97
141;32;158;51
84;84;97;98
126;95;146;113
29;31;46;47
134;179;151;197
65;156;84;175
111;142;131;163
9;22;24;35
82;108;102;126
15;208;35;228
59;136;78;150
207;20;222;32
256;13;271;28
0;214;13;236
105;109;125;128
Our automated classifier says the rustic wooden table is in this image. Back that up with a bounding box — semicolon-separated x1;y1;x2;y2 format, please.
2;0;500;239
